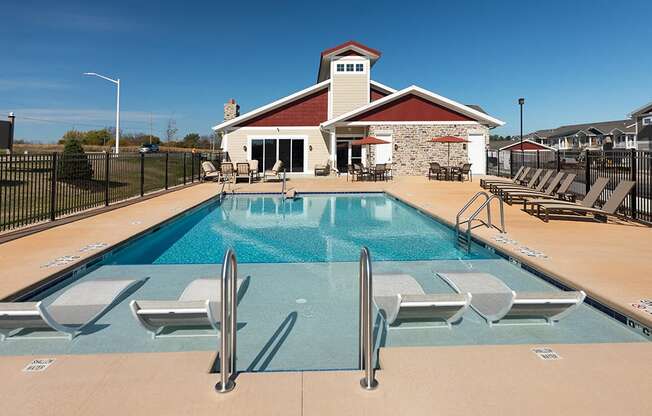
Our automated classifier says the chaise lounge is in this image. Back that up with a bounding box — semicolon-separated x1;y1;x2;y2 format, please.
501;171;565;205
373;274;471;327
524;177;609;215
480;166;528;189
0;278;144;340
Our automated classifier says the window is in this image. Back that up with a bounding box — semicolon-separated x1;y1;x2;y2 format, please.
334;61;366;73
250;137;305;172
355;63;364;72
346;63;354;72
336;63;344;72
644;116;652;126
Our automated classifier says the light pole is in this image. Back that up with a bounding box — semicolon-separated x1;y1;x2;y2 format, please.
518;97;525;166
83;72;120;153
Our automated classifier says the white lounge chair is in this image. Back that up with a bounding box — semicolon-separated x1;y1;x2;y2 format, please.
130;277;247;338
437;272;585;326
0;278;143;340
201;161;220;181
373;274;471;327
263;160;284;182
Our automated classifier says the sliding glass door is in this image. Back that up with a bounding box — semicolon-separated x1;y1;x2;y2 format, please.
336;138;363;171
250;138;304;172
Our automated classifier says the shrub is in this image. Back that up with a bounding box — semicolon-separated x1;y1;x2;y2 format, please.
57;137;94;180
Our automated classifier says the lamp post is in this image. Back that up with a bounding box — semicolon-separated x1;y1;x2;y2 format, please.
83;72;120;153
518;97;525;166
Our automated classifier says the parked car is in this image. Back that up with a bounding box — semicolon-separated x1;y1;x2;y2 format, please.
139;143;160;153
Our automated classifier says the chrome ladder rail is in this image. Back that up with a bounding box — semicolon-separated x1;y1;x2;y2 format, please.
455;192;506;252
281;169;287;196
359;247;379;390
215;248;238;394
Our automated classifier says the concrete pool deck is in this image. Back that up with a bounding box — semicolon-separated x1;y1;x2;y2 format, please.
0;175;650;415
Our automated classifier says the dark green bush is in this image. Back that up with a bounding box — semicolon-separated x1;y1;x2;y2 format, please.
57;137;94;180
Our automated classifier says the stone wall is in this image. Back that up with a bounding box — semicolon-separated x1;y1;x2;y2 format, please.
368;124;489;176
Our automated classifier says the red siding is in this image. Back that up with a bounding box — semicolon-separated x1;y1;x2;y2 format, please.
370;87;390;102
237;88;328;127
351;94;475;122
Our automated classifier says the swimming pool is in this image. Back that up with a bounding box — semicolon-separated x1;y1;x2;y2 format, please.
1;194;647;371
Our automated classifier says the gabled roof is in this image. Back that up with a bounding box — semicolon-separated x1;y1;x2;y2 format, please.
213;80;331;131
320;85;505;128
317;40;381;82
545;119;635;139
629;101;652;117
488;139;554;151
369;80;396;95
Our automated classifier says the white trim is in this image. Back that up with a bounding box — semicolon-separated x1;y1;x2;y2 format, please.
321;85;505;128
332;60;367;74
629;101;652;117
223;132;229;153
224;126;318;132
497;139;555;151
369;80;397;94
342;120;482;126
213;80;331;131
322;44;380;60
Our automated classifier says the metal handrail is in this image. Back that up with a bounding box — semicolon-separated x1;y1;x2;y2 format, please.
455;192;506;252
218;180;227;200
281;169;287;196
359;247;379;390
456;191;490;226
215;248;238;394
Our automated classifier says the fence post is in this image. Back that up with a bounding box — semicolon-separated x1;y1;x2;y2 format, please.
105;152;110;206
556;150;561;172
536;150;540;169
183;153;187;185
50;153;58;221
631;148;637;219
191;153;195;183
165;152;169;190
510;151;514;178
585;149;591;194
140;153;145;197
497;151;501;177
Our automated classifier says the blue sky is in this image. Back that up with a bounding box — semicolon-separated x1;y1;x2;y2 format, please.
2;0;651;142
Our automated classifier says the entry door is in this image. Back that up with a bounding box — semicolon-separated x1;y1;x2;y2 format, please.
468;134;486;175
374;134;392;164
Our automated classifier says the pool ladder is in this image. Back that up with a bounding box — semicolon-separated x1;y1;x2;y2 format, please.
455;192;506;253
215;248;238;394
359;247;379;390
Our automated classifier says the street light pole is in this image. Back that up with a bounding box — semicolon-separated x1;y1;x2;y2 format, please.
83;72;121;153
518;97;525;166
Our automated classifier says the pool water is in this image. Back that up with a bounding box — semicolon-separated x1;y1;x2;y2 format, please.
1;194;646;371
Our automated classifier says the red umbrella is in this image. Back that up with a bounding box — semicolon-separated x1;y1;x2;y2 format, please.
430;136;469;166
350;136;390;166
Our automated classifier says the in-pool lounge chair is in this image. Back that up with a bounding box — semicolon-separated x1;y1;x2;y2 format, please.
501;171;565;205
480;166;527;189
130;277;248;338
437;272;585;326
534;180;635;222
201;161;220;181
489;168;542;194
373;274;471;327
524;177;609;215
0;278;143;340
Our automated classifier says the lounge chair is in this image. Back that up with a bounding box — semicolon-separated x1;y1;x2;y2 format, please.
534;180;635;222
489;168;542;193
220;162;235;183
480;166;528;189
235;162;252;184
524;177;609;215
0;278;143;340
130;277;247;338
428;162;444;180
501;171;564;205
201;161;220;181
264;160;284;182
520;173;577;209
437;272;585;326
314;160;332;176
373;274;471;327
491;169;549;196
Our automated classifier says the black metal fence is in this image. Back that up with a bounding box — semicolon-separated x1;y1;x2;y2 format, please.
0;151;226;232
487;148;652;224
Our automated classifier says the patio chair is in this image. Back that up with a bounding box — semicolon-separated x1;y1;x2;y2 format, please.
385;163;393;180
452;163;472;182
428;162;444;180
201;161;220;181
437;272;585;326
314;160;331;176
373;274;471;327
0;278;144;340
489;168;544;194
235;162;252;184
534;180;635;222
480;166;529;189
501;171;564;204
353;163;369;181
130;277;249;338
263;160;284;182
248;160;260;181
520;173;577;209
373;164;387;181
524;176;609;214
220;162;235;183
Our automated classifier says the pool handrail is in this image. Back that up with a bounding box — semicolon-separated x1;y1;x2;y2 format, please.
359;246;379;390
215;247;238;394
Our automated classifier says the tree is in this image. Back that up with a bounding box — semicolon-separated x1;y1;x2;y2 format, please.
165;118;178;143
57;136;94;180
182;133;201;148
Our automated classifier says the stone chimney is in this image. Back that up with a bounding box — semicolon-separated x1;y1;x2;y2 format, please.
224;99;240;121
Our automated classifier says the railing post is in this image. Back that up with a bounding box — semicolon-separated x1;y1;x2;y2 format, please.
50;153;58;221
359;247;378;390
165;152;169;190
140;153;145;197
105;152;110;206
183;153;187;185
536;150;540;169
631;148;637;219
191;153;195;183
510;150;514;178
585;149;591;195
556;150;561;172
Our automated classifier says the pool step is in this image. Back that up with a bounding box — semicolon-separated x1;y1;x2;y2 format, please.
456;232;470;252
